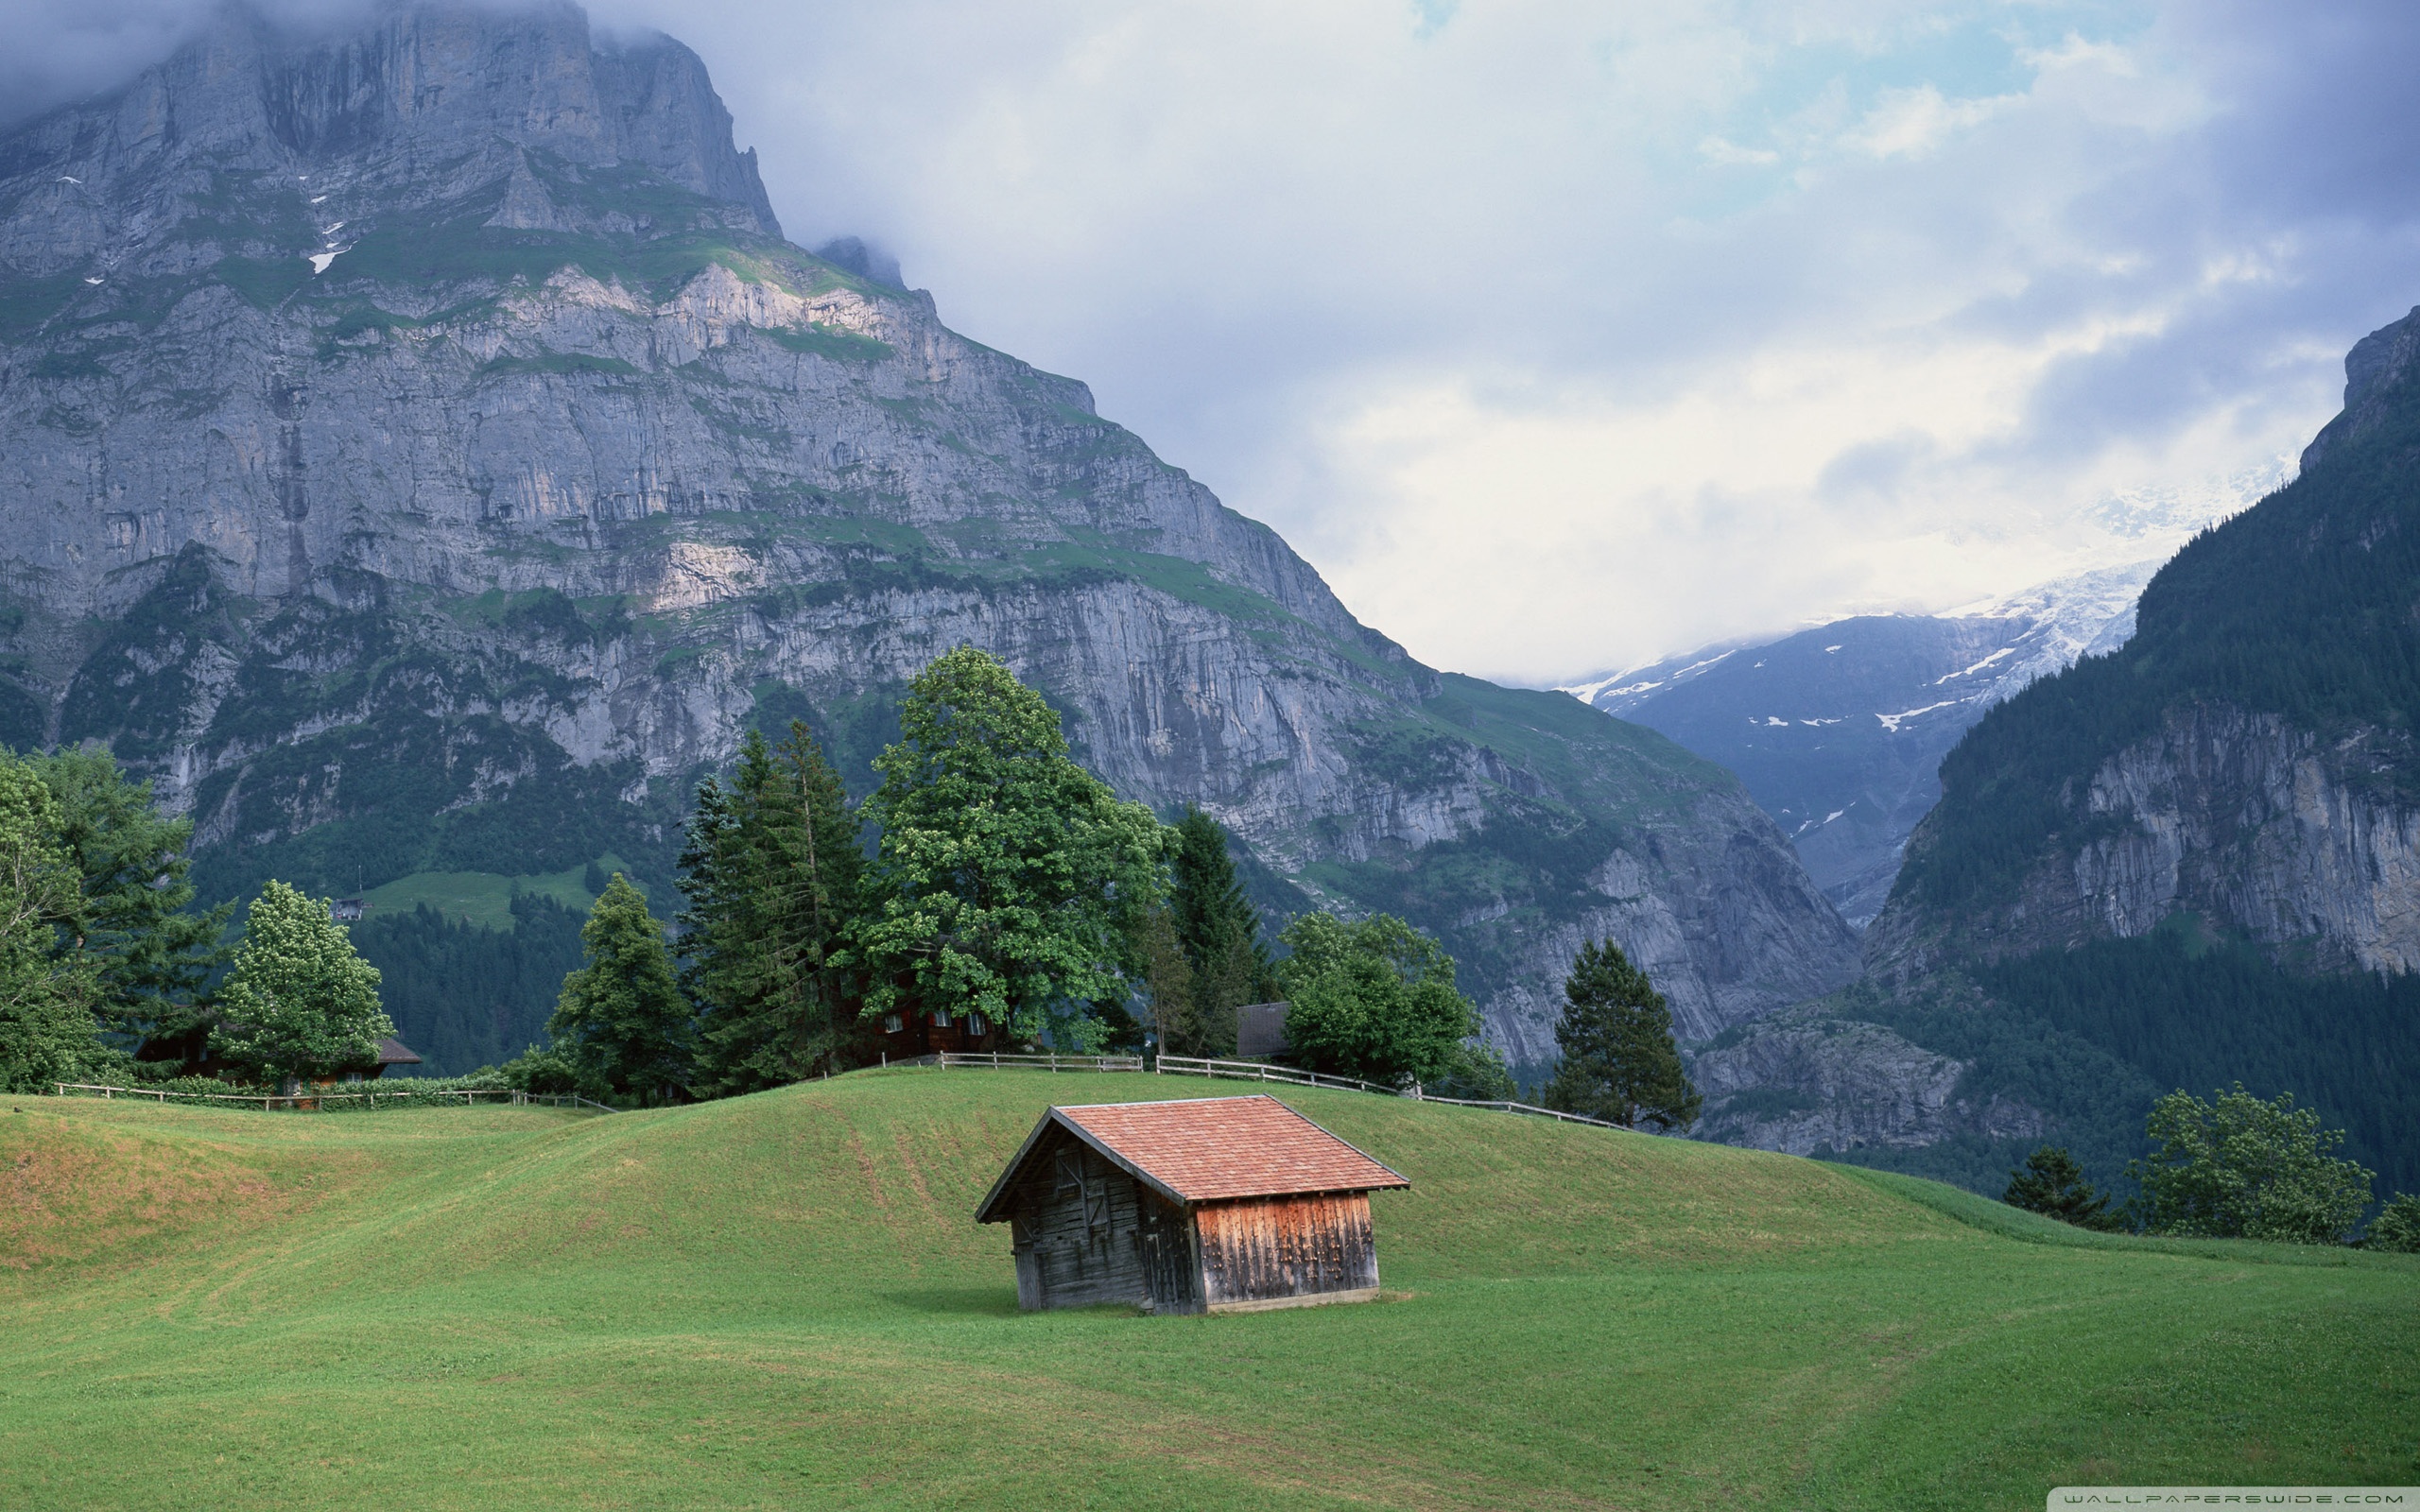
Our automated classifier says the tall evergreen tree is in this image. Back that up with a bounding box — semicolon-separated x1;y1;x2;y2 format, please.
2003;1145;2122;1230
682;722;867;1094
28;748;229;1050
1167;805;1273;1054
551;874;693;1104
210;880;392;1087
856;647;1166;1048
1542;939;1702;1131
0;753;103;1092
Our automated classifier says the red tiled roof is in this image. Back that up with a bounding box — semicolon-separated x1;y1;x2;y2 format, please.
1056;1094;1409;1204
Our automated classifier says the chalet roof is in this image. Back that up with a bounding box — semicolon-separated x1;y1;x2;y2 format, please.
375;1038;423;1066
975;1094;1409;1223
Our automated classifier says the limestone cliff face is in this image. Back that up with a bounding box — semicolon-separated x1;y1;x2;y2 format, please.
1866;707;2420;978
0;2;1857;1056
1686;1008;2046;1158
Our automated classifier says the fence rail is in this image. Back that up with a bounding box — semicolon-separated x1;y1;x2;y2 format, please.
51;1083;616;1114
1150;1055;1398;1095
1149;1057;1632;1130
923;1053;1146;1074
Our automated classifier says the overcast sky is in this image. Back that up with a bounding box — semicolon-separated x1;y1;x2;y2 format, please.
10;0;2420;684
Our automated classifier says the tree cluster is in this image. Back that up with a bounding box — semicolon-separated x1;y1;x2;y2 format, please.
0;747;239;1092
540;648;1290;1100
2002;1085;2420;1248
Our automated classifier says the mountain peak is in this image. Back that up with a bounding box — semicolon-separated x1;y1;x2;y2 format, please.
7;0;779;253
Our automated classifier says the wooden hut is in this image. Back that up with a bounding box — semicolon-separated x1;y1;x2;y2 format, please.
974;1094;1410;1314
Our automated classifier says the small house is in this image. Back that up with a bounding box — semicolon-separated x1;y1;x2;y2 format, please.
340;1037;424;1083
876;1006;1005;1059
974;1094;1410;1314
1235;1001;1290;1061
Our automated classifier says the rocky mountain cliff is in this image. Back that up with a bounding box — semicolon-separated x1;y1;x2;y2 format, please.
1689;310;2420;1194
0;1;1858;1067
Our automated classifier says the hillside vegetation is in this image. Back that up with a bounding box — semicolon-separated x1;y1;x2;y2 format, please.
4;1072;2413;1509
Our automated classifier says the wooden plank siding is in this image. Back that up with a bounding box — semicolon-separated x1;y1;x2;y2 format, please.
1195;1193;1380;1313
1005;1128;1193;1312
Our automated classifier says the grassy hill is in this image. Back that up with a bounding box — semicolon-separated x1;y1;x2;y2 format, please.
3;1072;2414;1509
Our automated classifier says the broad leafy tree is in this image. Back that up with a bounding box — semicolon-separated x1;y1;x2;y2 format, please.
856;647;1166;1048
1165;805;1274;1055
30;747;229;1051
2003;1145;2123;1230
550;874;692;1103
1275;911;1478;1088
1542;939;1702;1131
211;880;392;1086
682;723;866;1093
2129;1084;2373;1244
1138;904;1202;1054
0;754;103;1092
2370;1193;2420;1253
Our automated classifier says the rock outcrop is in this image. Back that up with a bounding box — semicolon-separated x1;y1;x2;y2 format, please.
1687;1008;2046;1158
1868;706;2420;977
0;1;1858;1058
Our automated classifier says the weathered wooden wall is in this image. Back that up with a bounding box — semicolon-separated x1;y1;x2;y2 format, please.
1005;1129;1159;1312
1194;1193;1379;1312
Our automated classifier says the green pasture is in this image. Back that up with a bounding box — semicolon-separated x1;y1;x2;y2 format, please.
360;853;645;931
3;1071;2413;1509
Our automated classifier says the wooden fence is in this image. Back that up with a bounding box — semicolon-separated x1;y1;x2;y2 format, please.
52;1083;616;1114
1150;1056;1630;1129
921;1052;1146;1074
920;1051;1635;1134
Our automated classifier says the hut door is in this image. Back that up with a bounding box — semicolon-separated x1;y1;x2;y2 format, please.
1138;1199;1201;1314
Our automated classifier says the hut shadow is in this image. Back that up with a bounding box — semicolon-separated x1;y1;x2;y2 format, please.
880;1285;1023;1317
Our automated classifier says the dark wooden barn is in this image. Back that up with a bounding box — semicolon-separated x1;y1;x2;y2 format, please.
974;1094;1410;1315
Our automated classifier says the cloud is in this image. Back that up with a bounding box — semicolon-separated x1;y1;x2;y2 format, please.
7;0;2418;684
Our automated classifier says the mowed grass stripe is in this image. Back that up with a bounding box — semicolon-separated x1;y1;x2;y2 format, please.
3;1072;2414;1509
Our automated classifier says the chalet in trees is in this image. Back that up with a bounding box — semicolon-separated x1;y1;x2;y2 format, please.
876;1006;1004;1059
975;1095;1410;1314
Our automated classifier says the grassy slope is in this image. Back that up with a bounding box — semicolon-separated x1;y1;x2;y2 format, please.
2;1073;2413;1510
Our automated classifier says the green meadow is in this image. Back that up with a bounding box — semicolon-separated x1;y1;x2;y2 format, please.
3;1071;2413;1509
360;854;648;931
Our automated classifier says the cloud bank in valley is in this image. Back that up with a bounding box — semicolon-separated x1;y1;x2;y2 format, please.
6;0;2417;682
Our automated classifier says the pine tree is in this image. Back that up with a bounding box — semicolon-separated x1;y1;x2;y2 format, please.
550;874;692;1104
0;754;103;1093
856;648;1167;1048
28;747;229;1051
1542;939;1702;1131
683;723;866;1094
210;880;392;1088
1167;805;1272;1054
2002;1145;2121;1229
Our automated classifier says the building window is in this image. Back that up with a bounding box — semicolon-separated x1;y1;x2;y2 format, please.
931;1008;953;1029
967;1012;988;1036
883;1014;904;1035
